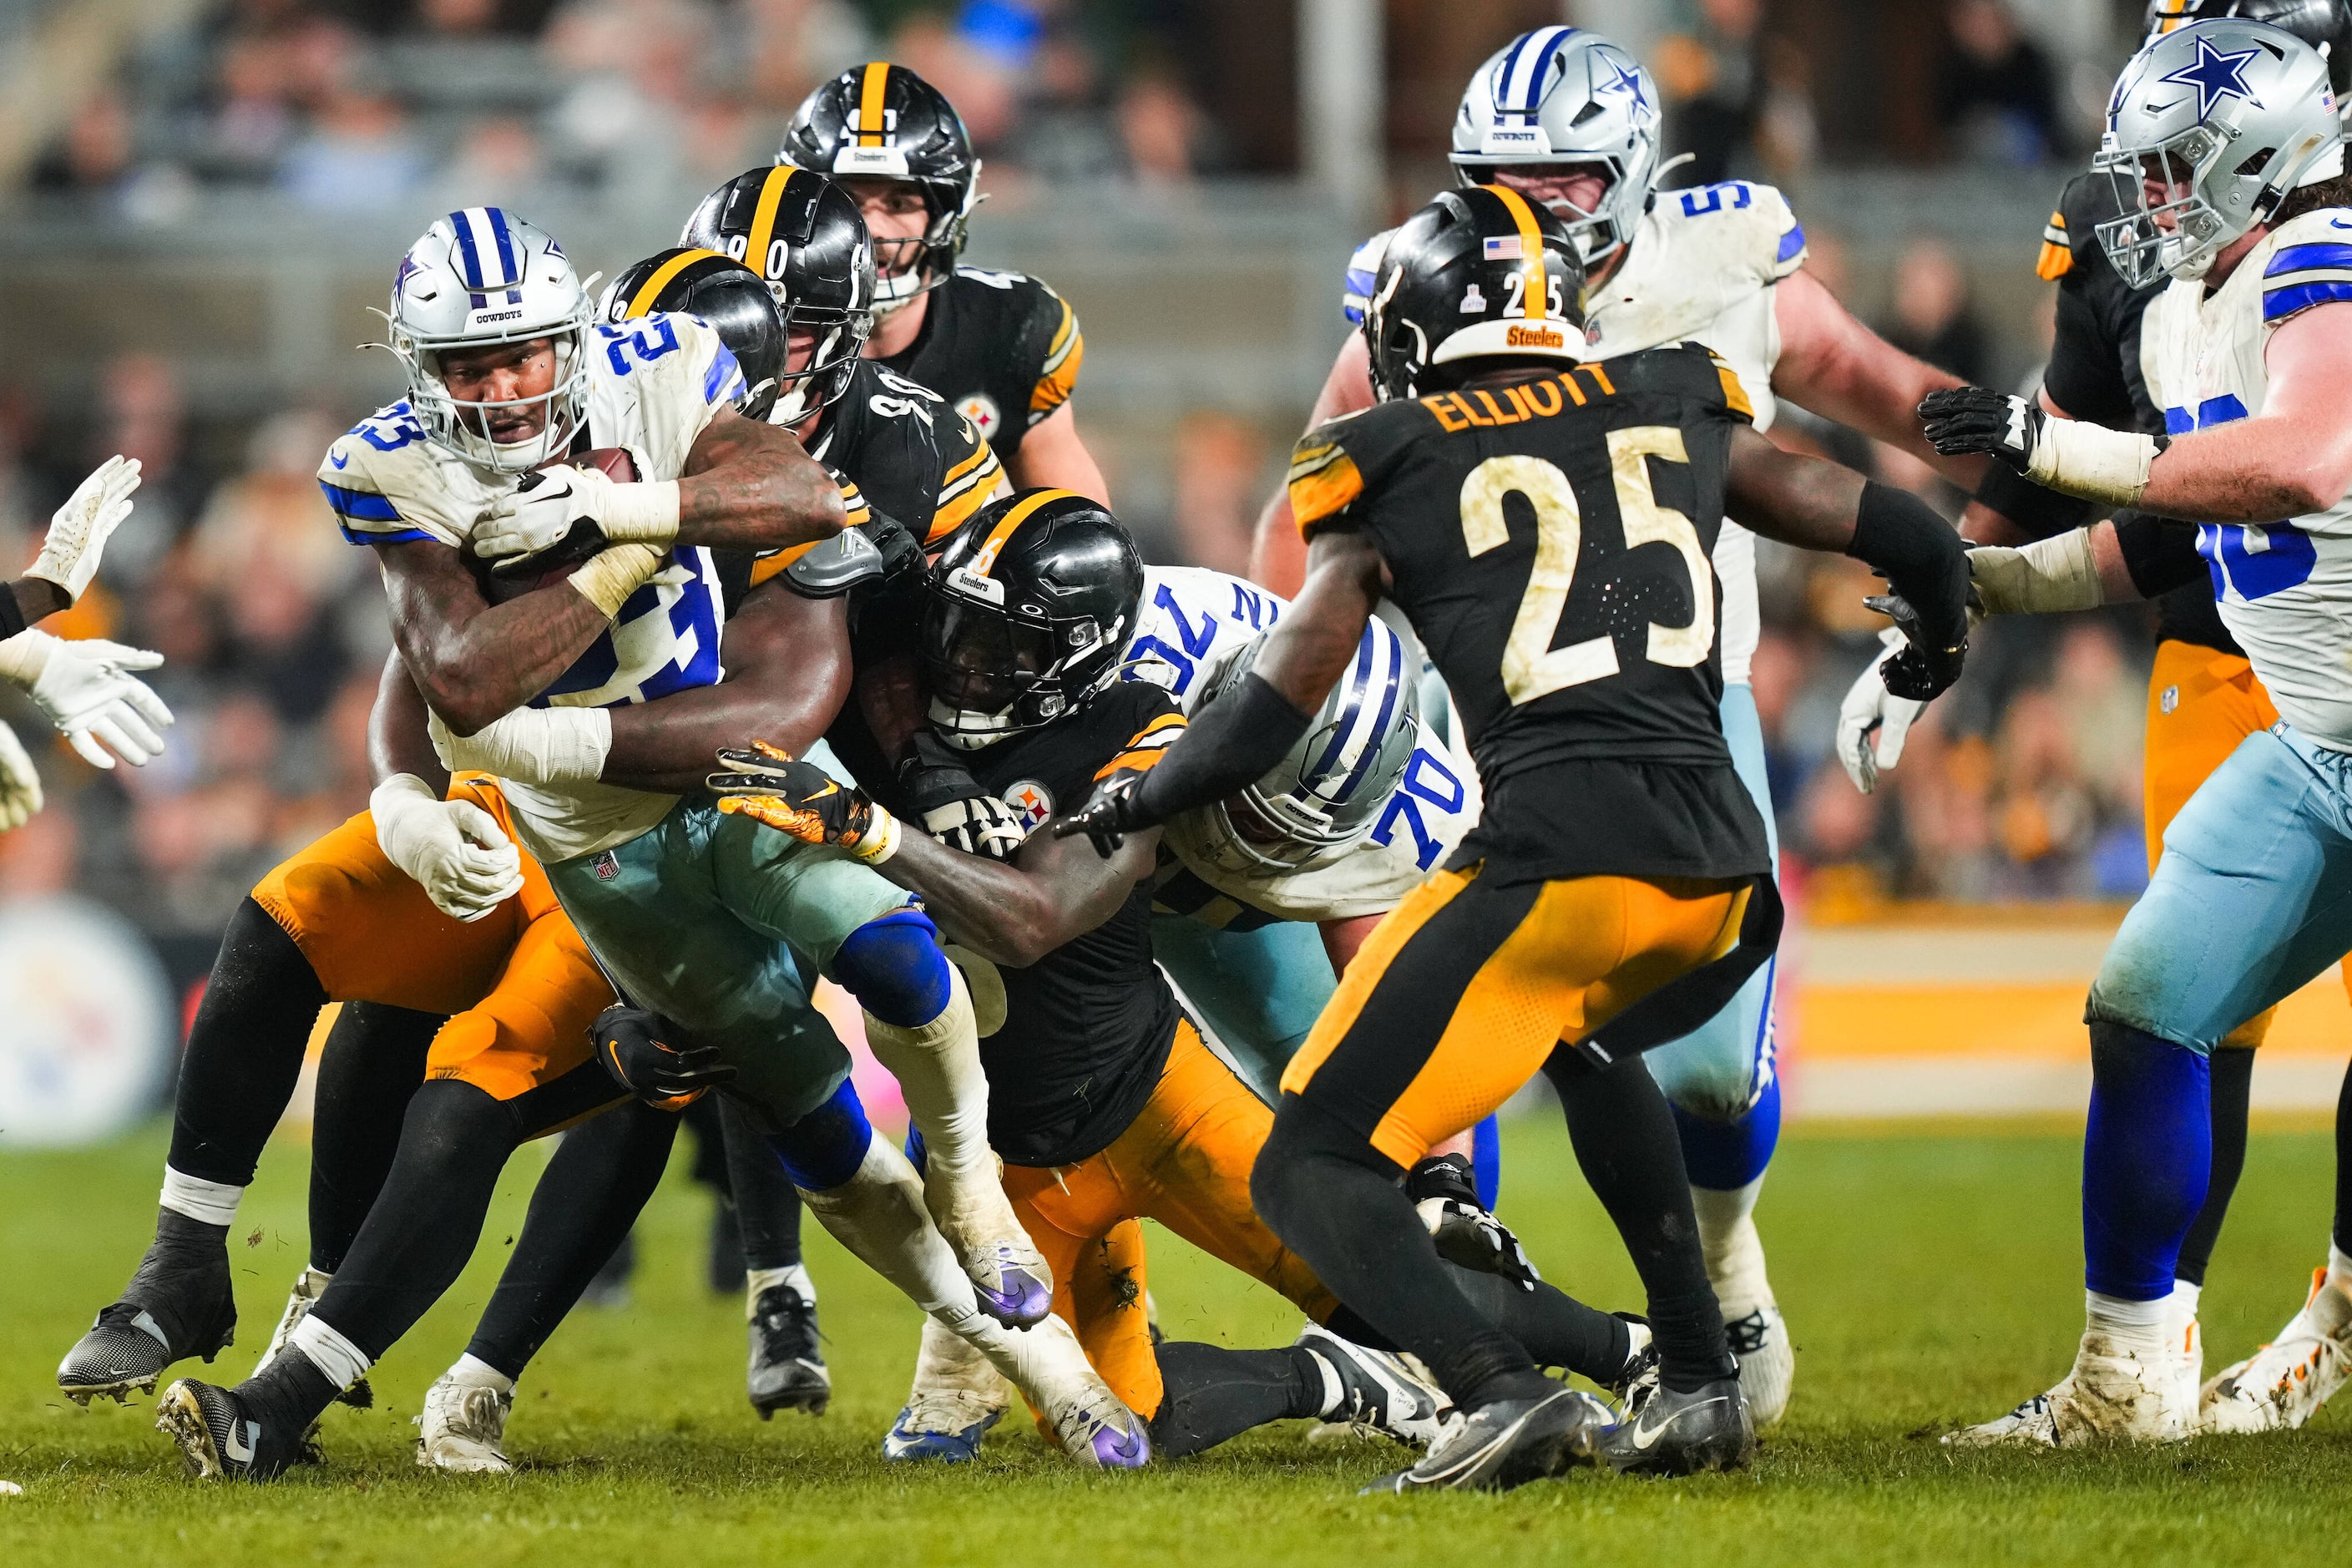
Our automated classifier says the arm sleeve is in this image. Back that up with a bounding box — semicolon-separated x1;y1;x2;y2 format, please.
2111;511;2213;600
1130;674;1308;823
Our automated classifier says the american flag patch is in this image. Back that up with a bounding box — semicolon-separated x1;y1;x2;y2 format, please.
1483;235;1525;260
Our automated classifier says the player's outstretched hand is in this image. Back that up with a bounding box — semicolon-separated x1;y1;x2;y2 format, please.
1864;591;1966;702
709;741;897;861
28;453;141;602
1835;628;1927;794
371;774;525;922
0;720;43;831
591;1004;735;1110
1053;768;1153;859
0;631;175;769
1918;387;2041;473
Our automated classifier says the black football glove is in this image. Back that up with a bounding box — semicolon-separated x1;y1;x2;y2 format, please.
1052;767;1156;858
1405;1154;1541;1292
1864;591;1967;701
1918;387;2041;473
591;1004;735;1110
923;794;1031;861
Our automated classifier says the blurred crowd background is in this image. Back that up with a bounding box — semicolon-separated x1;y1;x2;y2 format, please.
0;0;2166;995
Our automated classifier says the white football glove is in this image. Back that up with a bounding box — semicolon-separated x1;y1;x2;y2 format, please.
371;772;525;922
0;630;174;769
922;793;1031;862
474;464;680;561
1835;627;1926;796
0;720;42;831
28;454;141;602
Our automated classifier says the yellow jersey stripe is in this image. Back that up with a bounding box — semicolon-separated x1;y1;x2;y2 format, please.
967;488;1071;573
928;465;1002;543
746;167;796;281
943;438;995;485
1043;296;1075;361
1707;350;1755;419
1487;184;1549;326
625;248;727;320
1288;445;1364;538
938;451;1002;508
857;62;890;147
1030;325;1085;413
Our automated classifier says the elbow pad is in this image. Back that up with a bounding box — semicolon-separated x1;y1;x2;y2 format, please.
784;527;886;598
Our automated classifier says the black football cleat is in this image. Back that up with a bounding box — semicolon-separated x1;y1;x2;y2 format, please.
154;1378;319;1481
747;1283;831;1419
58;1216;236;1404
1362;1386;1609;1494
1601;1374;1756;1476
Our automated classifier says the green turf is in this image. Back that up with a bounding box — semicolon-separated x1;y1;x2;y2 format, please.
3;1117;2350;1565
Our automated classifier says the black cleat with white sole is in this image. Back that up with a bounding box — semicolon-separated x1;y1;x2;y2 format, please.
1601;1374;1755;1475
748;1284;831;1419
1297;1323;1452;1448
58;1212;236;1404
1362;1386;1610;1493
154;1378;320;1481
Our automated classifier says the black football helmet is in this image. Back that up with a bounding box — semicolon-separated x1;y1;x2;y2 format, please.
1363;185;1588;403
923;489;1142;751
2147;1;2352;94
601;247;788;422
778;62;979;315
680;165;874;425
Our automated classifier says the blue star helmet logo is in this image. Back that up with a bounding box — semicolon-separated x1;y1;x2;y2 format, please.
1602;58;1653;124
2157;34;2264;119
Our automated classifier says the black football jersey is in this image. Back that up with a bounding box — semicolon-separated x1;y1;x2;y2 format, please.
879;267;1082;463
1289;346;1769;884
2036;173;2235;656
868;681;1186;1168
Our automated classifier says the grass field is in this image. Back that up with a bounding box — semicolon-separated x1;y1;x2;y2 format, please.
5;1117;2352;1565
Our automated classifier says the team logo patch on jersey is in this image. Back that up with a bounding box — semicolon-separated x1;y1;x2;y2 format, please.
1003;780;1055;831
956;393;1003;442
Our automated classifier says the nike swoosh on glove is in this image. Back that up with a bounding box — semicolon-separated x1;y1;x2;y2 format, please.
475;463;679;561
1054;767;1152;858
709;741;899;862
592;1004;735;1110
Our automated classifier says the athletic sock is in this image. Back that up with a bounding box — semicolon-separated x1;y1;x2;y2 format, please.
306;1001;442;1275
167;898;328;1189
288;1312;372;1392
466;1101;680;1381
2086;1289;2171;1359
448;1352;516;1396
159;1169;243;1228
1252;1095;1552;1411
2084;1022;2211;1301
1437;1267;1633;1384
2176;1044;2253;1287
1692;1176;1773;1318
797;1131;975;1316
746;1262;815;1317
2334;1056;2352;1259
721;1095;805;1271
1545;1051;1735;1391
1146;1342;1319;1459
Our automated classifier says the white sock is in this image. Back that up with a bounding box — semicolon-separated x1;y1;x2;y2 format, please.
908;1313;1014;1408
448;1352;515;1395
2168;1278;2201;1323
861;969;1024;1255
746;1263;815;1318
290;1313;373;1393
1691;1176;1771;1316
2168;1279;2203;1363
2326;1242;2352;1300
159;1166;244;1228
2086;1290;2171;1358
797;1131;973;1316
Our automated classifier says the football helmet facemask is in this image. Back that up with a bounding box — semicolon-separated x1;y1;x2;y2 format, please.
680;166;876;427
601;247;788;422
1364;186;1588;402
779;63;980;316
923;489;1142;751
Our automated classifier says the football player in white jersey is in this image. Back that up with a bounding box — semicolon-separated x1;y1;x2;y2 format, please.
1910;18;2352;1443
1247;25;1988;1429
140;207;1129;1479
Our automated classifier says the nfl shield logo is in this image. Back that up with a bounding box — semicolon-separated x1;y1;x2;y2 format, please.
592;850;620;882
1003;781;1055;831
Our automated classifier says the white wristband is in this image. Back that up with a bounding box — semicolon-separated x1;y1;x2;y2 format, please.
0;628;55;690
2026;419;2161;508
598;479;681;546
1967;530;2105;617
431;705;613;786
850;807;902;865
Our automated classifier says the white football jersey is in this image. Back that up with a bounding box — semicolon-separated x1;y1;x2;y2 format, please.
318;312;746;860
2140;207;2352;752
1121;566;1482;924
1343;180;1806;684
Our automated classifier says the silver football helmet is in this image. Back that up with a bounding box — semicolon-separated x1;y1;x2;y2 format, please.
1168;623;1419;877
1451;26;1662;264
383;207;594;472
2095;18;2344;286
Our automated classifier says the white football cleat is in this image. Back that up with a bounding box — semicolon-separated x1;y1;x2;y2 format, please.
1726;1302;1793;1431
2203;1267;2352;1434
1950;1331;2196;1448
415;1372;515;1474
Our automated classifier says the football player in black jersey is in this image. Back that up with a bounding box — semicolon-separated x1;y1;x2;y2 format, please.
709;489;1665;1468
1839;0;2352;1437
781;63;1109;502
1059;189;1970;1489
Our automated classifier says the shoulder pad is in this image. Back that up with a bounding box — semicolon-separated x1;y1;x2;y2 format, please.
316;402;454;547
2260;209;2352;326
783;527;887;597
1652;182;1805;283
1343;229;1398;326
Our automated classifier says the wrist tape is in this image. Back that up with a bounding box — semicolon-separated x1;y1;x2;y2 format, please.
2026;418;2162;508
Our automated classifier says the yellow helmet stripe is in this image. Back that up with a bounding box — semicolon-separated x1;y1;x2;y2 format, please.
857;62;891;146
625;248;728;320
968;489;1075;578
1486;184;1549;326
746;166;797;282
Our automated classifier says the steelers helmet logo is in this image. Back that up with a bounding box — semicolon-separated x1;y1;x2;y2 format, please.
957;392;1003;441
1003;779;1055;830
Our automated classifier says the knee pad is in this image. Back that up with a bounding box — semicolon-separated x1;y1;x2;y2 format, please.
1673;1074;1780;1191
769;1077;876;1193
832;907;953;1028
